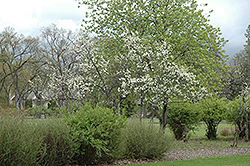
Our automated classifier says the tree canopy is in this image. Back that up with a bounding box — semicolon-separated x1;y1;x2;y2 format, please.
79;0;229;91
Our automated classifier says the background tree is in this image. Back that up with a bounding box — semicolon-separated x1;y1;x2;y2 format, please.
221;57;244;100
223;24;250;100
0;27;42;110
224;23;250;144
73;36;126;111
245;24;250;47
39;24;79;110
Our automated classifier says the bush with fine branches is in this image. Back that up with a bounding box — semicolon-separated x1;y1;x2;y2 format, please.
119;118;173;160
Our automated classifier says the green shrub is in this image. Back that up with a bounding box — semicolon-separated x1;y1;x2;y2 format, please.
226;98;247;138
119;118;173;160
198;97;228;139
25;99;33;108
0;117;44;166
63;102;126;165
167;102;200;140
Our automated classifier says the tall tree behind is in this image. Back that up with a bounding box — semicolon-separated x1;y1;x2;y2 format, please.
0;27;42;110
39;24;79;109
222;24;250;100
245;24;250;47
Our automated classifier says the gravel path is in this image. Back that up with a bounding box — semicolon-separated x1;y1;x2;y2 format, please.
109;142;250;165
165;146;250;161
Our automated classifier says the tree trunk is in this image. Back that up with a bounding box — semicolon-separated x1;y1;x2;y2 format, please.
243;96;249;142
140;95;143;123
14;74;20;110
246;109;249;142
161;98;169;130
139;92;145;122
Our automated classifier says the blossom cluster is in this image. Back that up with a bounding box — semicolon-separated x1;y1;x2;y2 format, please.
121;33;207;107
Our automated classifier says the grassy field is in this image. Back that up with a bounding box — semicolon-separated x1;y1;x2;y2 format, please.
147;118;235;139
191;122;235;139
128;154;250;166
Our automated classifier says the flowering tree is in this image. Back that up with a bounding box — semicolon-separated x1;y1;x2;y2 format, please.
241;83;250;142
39;25;80;109
227;83;250;146
72;36;126;110
28;25;84;111
78;0;229;92
120;34;206;129
76;0;229;128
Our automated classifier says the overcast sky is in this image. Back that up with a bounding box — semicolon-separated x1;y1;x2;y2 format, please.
0;0;250;58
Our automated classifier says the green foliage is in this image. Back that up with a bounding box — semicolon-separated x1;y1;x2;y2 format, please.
63;102;127;165
36;119;76;165
119;118;173;160
48;100;57;110
120;94;137;117
167;102;200;140
0;117;44;165
0;117;75;166
226;98;250;138
25;99;33;108
199;97;228;139
28;105;58;118
79;0;229;92
226;98;243;124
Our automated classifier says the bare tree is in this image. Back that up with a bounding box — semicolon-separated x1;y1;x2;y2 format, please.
0;27;42;110
39;24;79;110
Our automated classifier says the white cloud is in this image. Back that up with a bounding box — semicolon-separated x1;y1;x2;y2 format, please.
197;0;250;56
57;19;81;31
0;0;85;36
1;0;250;57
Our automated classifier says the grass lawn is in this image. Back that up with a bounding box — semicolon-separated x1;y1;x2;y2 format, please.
128;154;250;166
191;122;235;139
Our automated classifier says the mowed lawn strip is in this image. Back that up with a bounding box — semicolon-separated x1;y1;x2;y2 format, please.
128;154;250;166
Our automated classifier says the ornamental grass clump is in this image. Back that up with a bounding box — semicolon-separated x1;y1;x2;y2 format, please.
36;119;77;166
119;118;173;160
0;116;76;166
0;117;43;165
